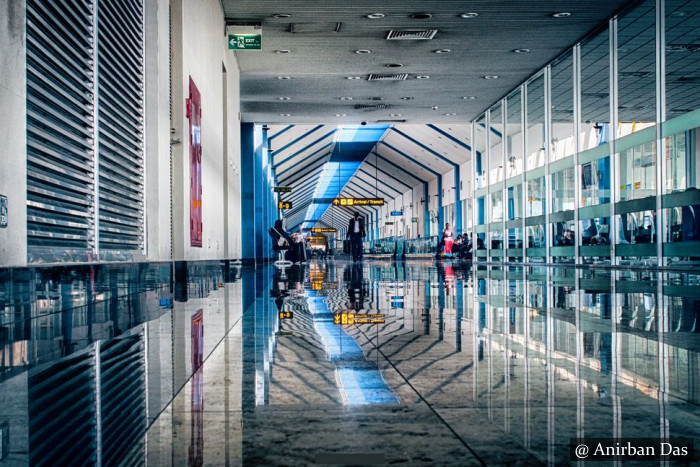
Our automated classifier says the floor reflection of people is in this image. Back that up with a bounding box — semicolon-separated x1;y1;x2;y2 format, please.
347;263;364;311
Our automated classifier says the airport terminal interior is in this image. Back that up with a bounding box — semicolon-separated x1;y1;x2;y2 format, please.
1;0;700;465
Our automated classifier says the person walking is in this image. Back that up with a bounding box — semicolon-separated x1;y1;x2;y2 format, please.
347;212;366;262
442;223;454;257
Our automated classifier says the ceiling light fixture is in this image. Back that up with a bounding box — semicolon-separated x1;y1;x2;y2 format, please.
369;97;384;101
355;49;371;54
444;113;457;116
336;114;347;117
552;12;571;18
385;63;404;67
276;49;291;54
460;12;479;18
484;75;499;79
431;106;439;110
346;76;362;80
416;75;430;79
273;13;291;18
367;13;385;19
410;12;433;19
340;97;353;100
434;49;451;54
461;96;477;100
401;97;414;100
390;113;402;117
277;76;291;80
280;113;291;116
513;48;530;53
277;97;291;100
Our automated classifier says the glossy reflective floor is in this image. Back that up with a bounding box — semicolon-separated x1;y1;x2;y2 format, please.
1;260;699;465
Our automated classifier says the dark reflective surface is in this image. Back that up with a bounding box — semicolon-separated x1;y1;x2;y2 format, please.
1;260;699;465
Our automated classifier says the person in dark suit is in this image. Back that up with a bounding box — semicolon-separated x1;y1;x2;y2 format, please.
347;212;366;261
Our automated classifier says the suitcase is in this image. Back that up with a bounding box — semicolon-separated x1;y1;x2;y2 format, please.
343;239;351;254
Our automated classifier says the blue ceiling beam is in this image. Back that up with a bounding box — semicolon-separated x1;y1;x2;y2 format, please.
272;125;324;165
268;124;295;142
426;124;472;152
275;143;331;178
362;161;414;191
273;128;336;169
371;152;427;184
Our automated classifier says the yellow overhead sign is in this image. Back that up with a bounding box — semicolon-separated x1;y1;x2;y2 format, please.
332;198;384;206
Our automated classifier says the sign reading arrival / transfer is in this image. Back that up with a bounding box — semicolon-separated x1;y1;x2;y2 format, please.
332;198;385;206
312;228;337;233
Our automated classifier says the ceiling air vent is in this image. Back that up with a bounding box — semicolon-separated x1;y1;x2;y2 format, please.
386;29;438;40
367;73;409;81
376;119;407;123
354;104;389;110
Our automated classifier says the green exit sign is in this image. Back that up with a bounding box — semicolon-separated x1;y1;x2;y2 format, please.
229;34;261;50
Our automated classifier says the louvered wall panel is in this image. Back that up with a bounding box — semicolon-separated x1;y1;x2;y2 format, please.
97;0;145;251
100;334;146;465
26;0;95;254
28;348;98;466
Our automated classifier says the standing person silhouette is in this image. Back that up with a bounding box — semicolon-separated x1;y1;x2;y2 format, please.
347;212;366;262
442;223;454;257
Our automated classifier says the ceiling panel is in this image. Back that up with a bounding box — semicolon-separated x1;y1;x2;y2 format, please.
222;0;633;124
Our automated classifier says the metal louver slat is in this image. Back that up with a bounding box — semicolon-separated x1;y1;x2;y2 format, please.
97;0;145;252
26;0;95;255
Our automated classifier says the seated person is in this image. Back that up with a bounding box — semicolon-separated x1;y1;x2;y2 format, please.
272;220;305;263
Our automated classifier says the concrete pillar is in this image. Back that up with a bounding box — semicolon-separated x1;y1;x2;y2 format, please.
0;1;27;266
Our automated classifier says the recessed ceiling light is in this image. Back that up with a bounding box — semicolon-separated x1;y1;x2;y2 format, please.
335;114;347;117
484;75;499;79
431;106;439;110
273;13;291;18
340;97;353;100
444;113;457;116
434;49;451;54
460;12;479;18
410;12;433;19
277;97;291;100
552;12;571;18
513;48;530;53
276;49;291;54
401;97;414;100
369;97;384;101
367;13;385;19
390;114;402;117
346;76;362;80
416;75;430;79
277;76;291;80
461;96;477;100
355;49;371;54
280;113;291;117
385;63;404;67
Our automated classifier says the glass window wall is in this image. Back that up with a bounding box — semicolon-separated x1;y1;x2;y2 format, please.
617;0;656;137
526;74;546;169
581;158;611;206
507;184;523;220
618;141;656;202
475;116;487;189
580;27;610;150
506;91;523;178
489;104;504;184
527;177;546;217
552;168;575;212
550;51;575;160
